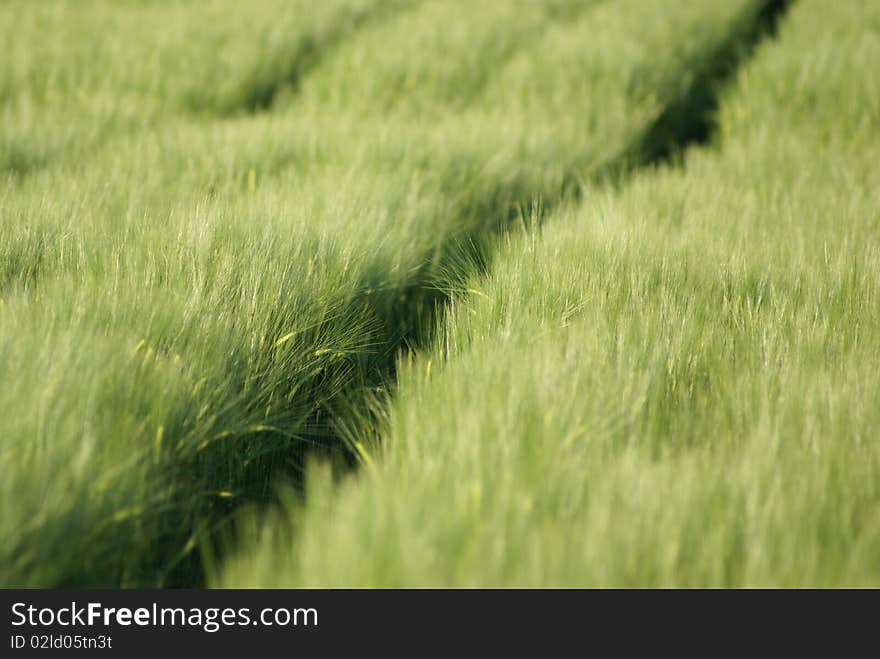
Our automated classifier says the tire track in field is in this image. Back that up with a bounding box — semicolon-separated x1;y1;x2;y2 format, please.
625;0;794;170
538;0;795;196
212;0;427;115
0;1;422;179
166;0;797;587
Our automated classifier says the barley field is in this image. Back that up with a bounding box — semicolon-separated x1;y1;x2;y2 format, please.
1;0;878;587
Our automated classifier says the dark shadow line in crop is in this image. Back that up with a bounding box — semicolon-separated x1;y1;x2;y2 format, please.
0;2;421;181
632;0;794;168
1;147;47;179
161;0;797;588
221;0;425;116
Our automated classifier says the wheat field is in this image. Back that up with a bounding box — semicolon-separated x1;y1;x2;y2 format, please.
1;0;878;587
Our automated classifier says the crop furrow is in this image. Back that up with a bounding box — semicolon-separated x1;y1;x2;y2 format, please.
219;0;880;589
0;1;422;178
192;0;798;585
631;0;794;167
207;0;426;115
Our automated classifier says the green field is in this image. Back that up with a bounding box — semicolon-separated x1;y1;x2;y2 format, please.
2;0;878;587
